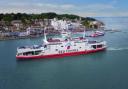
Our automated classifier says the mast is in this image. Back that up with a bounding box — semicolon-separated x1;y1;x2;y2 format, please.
43;27;48;44
83;26;86;38
44;27;47;40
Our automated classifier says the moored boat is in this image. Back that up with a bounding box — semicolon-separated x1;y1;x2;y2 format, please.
90;31;105;37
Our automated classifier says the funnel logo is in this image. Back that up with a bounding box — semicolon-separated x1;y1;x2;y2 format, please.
65;42;71;49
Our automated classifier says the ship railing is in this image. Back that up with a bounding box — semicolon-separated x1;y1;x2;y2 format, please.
18;45;43;49
88;40;105;44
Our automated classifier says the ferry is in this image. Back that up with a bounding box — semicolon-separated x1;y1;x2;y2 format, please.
16;31;107;60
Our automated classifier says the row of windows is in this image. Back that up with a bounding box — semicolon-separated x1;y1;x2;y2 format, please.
59;49;78;54
21;50;42;56
61;45;76;47
92;45;103;49
74;41;84;43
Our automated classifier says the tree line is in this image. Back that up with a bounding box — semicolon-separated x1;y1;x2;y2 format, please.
0;12;97;27
0;12;96;21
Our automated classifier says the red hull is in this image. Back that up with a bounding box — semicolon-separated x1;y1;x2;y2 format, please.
16;48;106;60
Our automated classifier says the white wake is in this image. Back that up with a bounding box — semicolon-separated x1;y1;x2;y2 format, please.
107;47;128;51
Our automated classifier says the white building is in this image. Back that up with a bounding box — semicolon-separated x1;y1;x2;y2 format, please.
51;18;82;30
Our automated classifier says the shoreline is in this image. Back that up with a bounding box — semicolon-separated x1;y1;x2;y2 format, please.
0;35;44;41
0;29;108;41
0;33;61;41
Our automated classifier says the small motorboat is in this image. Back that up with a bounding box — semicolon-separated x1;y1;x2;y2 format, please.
90;31;105;37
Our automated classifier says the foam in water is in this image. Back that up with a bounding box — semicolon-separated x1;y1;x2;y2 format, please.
108;47;128;51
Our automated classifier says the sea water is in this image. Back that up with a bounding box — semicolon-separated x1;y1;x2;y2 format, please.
0;17;128;89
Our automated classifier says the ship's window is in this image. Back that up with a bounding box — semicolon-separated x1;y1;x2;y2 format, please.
59;50;64;54
35;50;42;55
23;51;34;55
61;46;64;47
65;39;68;41
80;47;81;48
59;51;61;54
17;53;22;56
56;49;58;51
97;45;102;48
92;45;96;49
44;45;47;48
